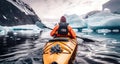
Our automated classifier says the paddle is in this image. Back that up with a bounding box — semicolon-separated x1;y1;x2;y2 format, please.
76;36;99;42
43;26;98;42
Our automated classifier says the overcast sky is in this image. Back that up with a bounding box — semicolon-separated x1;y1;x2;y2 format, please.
22;0;109;21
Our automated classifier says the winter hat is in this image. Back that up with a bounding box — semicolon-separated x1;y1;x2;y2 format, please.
60;16;66;22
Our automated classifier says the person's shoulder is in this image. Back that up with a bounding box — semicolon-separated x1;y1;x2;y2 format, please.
54;24;59;28
68;25;72;28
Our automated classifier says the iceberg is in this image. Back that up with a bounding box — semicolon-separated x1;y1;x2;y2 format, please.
86;11;120;30
65;14;87;32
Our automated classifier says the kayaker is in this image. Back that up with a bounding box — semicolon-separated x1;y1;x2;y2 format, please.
50;16;76;39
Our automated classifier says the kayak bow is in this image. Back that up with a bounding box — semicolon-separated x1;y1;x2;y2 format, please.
43;37;78;64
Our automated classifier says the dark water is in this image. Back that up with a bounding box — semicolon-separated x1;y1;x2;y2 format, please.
0;31;120;64
76;32;120;64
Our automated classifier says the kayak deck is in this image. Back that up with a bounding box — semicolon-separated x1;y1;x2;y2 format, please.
43;37;77;64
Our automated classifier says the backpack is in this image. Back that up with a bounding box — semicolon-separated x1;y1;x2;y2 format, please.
58;23;69;35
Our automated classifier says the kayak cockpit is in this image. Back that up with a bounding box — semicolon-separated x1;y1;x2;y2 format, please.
48;38;69;42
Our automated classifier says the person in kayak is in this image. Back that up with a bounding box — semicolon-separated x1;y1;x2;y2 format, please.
50;16;76;39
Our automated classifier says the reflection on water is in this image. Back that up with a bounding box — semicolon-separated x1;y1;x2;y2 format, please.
0;32;120;64
0;38;48;64
75;31;120;64
76;36;120;64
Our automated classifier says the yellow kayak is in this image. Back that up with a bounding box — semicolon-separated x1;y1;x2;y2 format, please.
43;37;78;64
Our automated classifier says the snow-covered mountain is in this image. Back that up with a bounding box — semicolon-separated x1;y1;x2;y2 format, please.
103;0;120;14
0;0;46;40
0;0;43;26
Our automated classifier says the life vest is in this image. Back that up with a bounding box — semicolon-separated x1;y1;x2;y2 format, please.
58;23;69;35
